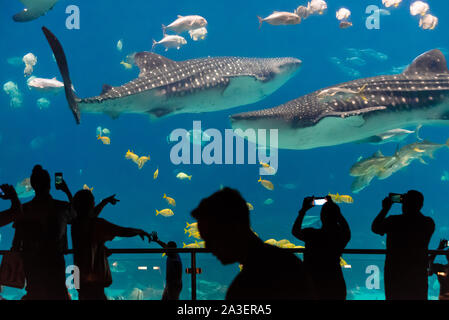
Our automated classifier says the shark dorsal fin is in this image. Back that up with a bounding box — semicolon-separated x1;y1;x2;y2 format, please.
403;49;449;75
132;52;177;77
101;84;113;95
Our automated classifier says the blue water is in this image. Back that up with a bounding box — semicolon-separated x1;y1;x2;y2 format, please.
1;0;449;300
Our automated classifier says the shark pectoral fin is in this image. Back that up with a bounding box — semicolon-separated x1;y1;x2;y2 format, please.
104;110;121;120
132;52;178;77
321;106;387;127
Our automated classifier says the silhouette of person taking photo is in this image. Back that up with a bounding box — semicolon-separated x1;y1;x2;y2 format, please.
428;239;449;300
292;195;351;300
71;189;151;300
191;187;314;300
1;165;74;300
372;190;435;300
152;233;183;300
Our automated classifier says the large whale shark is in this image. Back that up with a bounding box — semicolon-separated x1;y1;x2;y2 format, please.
231;49;449;150
13;0;59;22
42;27;301;124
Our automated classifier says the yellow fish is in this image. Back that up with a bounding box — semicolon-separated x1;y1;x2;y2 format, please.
329;193;354;204
340;257;350;267
176;172;192;180
155;208;174;217
264;239;278;246
259;161;270;168
186;222;198;229
154;168;159;180
137;155;150;169
120;61;132;69
246;202;254;211
183;240;205;249
125;150;139;164
414;147;425;153
83;184;93;192
188;231;201;239
97;135;111;145
258;177;274;191
163;194;176;207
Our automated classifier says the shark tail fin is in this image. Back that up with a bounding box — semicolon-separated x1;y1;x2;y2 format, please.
162;24;167;36
42;27;80;125
257;16;263;29
416;124;423;141
152;39;157;51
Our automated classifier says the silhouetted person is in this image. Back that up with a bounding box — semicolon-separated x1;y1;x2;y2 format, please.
372;190;435;300
2;166;74;300
292;195;351;300
152;233;183;300
191;187;314;300
71;189;151;300
428;239;449;300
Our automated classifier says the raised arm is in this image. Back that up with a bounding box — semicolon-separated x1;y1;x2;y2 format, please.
327;196;351;246
292;197;314;241
372;197;392;235
151;232;167;248
94;195;120;217
56;179;73;203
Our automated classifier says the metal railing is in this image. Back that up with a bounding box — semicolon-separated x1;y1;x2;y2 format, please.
1;248;448;300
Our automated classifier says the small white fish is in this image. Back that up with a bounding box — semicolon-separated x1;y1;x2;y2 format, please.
257;12;301;28
410;1;429;16
419;14;438;30
27;77;64;93
307;0;327;15
163;15;207;34
117;39;123;52
23;53;37;77
189;27;208;41
382;0;402;8
152;35;187;51
336;8;351;21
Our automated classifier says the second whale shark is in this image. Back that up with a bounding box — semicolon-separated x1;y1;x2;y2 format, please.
42;27;301;124
231;49;449;150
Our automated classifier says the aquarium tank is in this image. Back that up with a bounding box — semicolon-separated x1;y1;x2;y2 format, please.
0;0;448;301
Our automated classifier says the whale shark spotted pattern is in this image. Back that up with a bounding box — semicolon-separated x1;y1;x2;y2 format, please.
42;27;301;124
231;49;449;150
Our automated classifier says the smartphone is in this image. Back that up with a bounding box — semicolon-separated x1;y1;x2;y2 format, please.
55;172;63;185
313;197;327;206
444;240;449;248
389;193;402;203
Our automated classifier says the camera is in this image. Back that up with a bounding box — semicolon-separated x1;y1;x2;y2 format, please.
389;193;403;203
312;197;327;206
444;240;449;248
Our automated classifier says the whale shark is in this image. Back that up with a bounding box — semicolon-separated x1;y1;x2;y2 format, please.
231;49;449;150
42;27;301;124
13;0;59;22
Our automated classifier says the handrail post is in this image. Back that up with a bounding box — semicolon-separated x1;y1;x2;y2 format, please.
191;251;197;301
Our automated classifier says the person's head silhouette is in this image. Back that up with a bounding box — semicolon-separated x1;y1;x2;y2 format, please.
320;199;340;229
73;189;95;218
167;241;177;248
191;188;251;265
402;190;424;215
30;165;51;197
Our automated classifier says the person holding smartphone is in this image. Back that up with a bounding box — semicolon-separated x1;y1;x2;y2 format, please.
0;184;21;228
292;195;351;300
428;239;449;300
371;190;435;300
